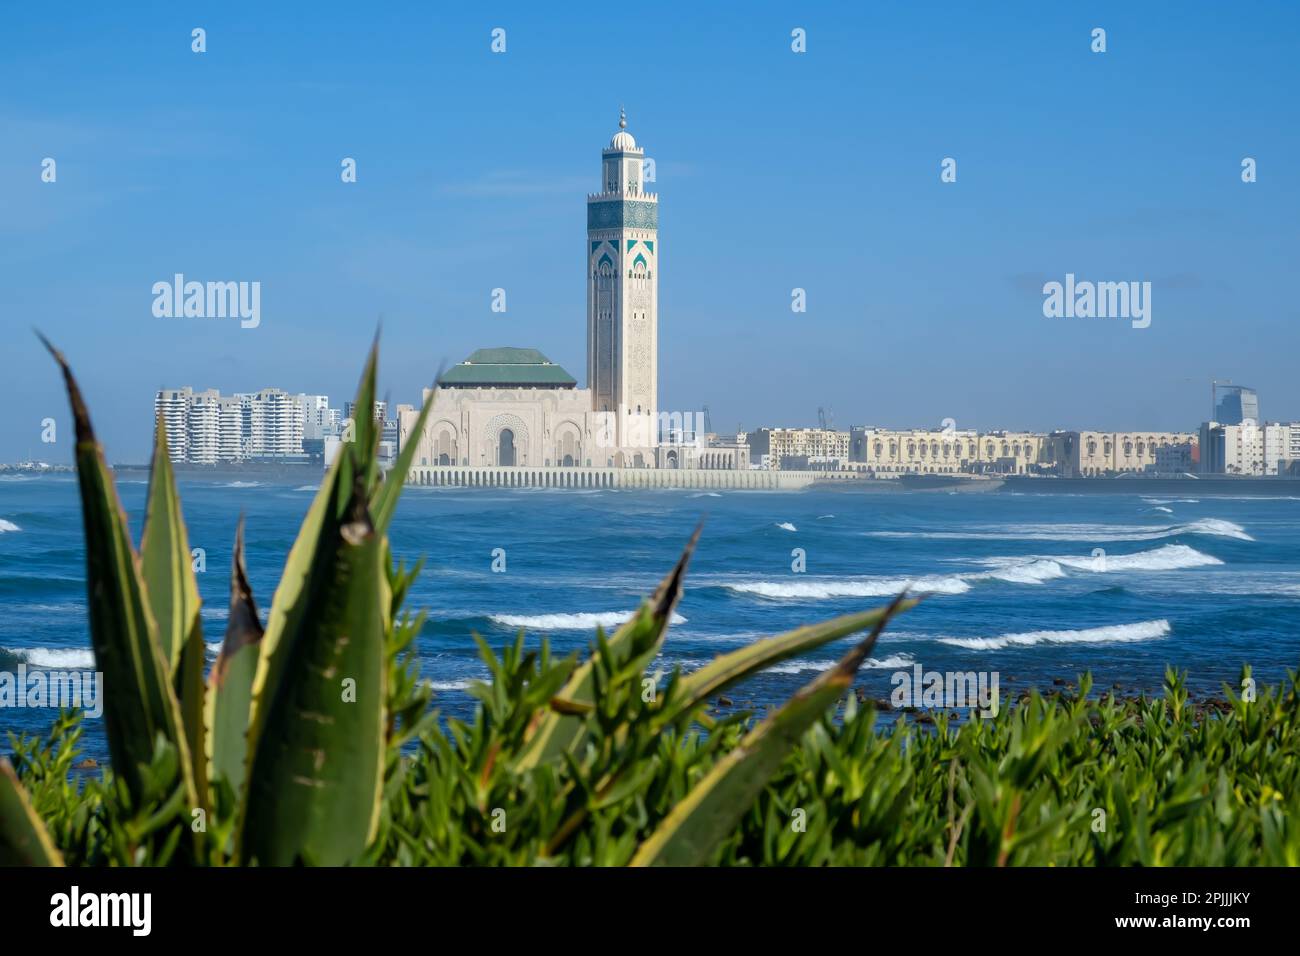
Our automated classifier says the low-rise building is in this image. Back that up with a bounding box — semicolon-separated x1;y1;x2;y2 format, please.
1201;421;1297;475
749;427;850;470
1049;431;1197;477
847;427;1045;475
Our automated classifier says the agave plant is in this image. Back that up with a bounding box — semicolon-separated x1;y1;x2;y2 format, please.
1;336;912;867
0;336;436;864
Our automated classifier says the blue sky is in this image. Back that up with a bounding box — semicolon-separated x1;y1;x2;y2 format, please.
2;1;1298;462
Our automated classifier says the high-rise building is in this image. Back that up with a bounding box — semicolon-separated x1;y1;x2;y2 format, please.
154;388;193;462
187;389;223;464
1214;385;1260;426
155;386;328;463
298;394;333;441
344;400;386;425
240;388;305;459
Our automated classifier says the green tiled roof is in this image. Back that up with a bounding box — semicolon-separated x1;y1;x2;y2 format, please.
438;347;577;388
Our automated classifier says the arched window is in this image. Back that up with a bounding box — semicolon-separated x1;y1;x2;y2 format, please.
498;429;515;467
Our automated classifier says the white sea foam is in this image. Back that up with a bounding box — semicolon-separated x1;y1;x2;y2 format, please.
690;492;722;498
760;653;916;675
1055;544;1222;572
3;647;96;668
426;679;472;691
294;484;318;492
223;480;261;488
0;519;21;533
976;544;1222;576
1151;506;1173;514
726;575;971;599
980;560;1067;585
937;619;1170;650
817;514;836;519
776;522;797;532
864;517;1252;543
491;610;687;630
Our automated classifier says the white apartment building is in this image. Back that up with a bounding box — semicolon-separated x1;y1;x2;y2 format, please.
1201;421;1295;476
749;428;851;469
155;386;332;463
239;388;305;459
298;394;334;441
154;388;193;462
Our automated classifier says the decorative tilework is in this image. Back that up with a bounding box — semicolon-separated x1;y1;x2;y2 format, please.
587;200;658;231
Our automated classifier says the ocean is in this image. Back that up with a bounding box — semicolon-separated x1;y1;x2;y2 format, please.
3;473;1299;760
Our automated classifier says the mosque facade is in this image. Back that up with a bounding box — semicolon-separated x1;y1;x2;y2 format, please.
400;112;714;471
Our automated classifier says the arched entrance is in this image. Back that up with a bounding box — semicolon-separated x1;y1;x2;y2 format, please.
498;429;516;466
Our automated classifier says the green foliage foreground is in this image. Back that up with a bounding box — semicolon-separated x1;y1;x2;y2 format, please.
1;341;1297;866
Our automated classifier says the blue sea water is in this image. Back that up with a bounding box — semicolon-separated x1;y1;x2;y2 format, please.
3;473;1300;761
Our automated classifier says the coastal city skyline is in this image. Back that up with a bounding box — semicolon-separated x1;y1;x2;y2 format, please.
4;4;1298;464
3;1;1298;897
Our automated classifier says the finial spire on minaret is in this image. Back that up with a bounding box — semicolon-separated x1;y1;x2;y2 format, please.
619;106;627;129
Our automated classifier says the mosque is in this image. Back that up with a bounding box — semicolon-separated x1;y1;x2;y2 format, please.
398;111;729;472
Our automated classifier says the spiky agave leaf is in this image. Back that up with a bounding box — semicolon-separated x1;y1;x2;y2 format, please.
140;413;207;807
513;525;701;771
239;340;378;794
238;342;389;864
629;593;909;867
205;517;265;797
0;759;63;866
39;335;197;811
370;367;442;535
656;599;919;729
239;475;390;865
140;415;202;669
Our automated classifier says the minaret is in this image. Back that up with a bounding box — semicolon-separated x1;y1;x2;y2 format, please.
586;108;658;464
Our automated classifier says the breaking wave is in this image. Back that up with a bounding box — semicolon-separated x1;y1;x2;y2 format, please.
0;646;96;668
864;517;1252;543
491;610;687;630
1054;544;1222;572
0;519;20;533
978;544;1222;577
937;619;1170;650
726;575;971;599
426;679;473;691
776;522;797;532
760;653;916;675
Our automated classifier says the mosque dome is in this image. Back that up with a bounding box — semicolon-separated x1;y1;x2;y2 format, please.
609;107;636;150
